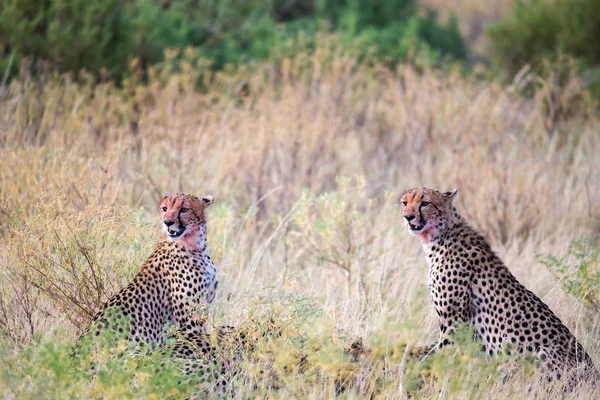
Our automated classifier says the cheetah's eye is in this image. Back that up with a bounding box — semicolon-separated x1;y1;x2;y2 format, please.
401;201;407;206
180;208;189;213
421;201;431;207
162;206;167;212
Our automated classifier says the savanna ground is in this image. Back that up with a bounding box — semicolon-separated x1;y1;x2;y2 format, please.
2;14;600;399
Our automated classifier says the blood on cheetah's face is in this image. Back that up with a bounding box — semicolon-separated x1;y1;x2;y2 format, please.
159;193;214;240
399;187;457;243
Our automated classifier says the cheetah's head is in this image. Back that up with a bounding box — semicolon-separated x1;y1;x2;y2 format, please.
399;187;457;244
159;193;214;241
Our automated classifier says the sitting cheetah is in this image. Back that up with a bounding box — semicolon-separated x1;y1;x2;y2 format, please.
82;192;228;395
400;187;596;384
88;192;218;344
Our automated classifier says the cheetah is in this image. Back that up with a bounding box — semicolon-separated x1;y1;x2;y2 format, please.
399;187;597;384
81;192;229;395
88;192;218;344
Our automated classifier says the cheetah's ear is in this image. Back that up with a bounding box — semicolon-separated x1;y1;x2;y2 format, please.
442;189;458;203
201;195;214;207
163;192;173;199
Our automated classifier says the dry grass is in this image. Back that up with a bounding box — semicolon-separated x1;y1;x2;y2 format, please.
0;47;599;398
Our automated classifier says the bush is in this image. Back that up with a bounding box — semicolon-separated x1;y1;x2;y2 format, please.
0;0;198;80
0;329;204;398
316;0;466;64
487;0;600;95
0;201;156;342
0;0;467;81
537;237;600;312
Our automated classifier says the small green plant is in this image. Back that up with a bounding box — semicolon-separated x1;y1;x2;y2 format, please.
537;237;600;312
291;177;385;297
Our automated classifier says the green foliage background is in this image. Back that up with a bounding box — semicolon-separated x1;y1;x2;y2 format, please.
0;0;466;81
487;0;600;95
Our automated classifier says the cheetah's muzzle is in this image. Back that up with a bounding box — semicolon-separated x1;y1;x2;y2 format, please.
168;227;186;239
408;221;425;232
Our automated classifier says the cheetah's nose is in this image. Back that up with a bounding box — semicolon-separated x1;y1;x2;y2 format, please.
404;214;415;222
164;220;175;227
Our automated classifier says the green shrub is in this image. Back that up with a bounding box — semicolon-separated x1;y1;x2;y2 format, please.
316;0;466;63
537;237;600;312
0;0;201;80
488;0;600;94
0;330;201;398
0;0;133;79
0;0;467;82
402;324;539;396
209;0;467;68
0;291;333;399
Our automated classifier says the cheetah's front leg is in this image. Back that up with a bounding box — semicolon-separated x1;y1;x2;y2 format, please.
411;280;471;361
